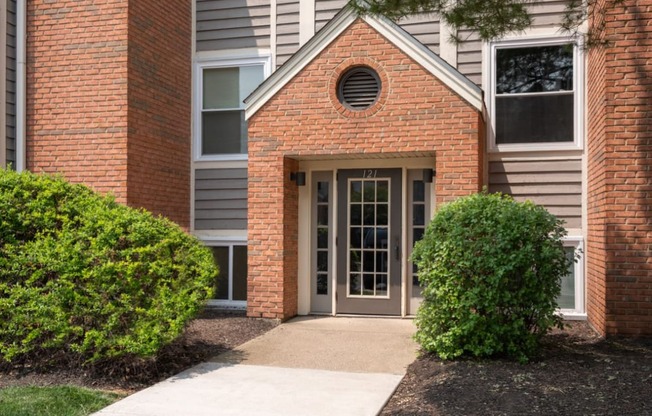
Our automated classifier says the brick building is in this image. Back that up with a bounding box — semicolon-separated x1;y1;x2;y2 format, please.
0;0;650;335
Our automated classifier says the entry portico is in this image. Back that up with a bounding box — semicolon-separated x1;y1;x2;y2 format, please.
245;9;485;319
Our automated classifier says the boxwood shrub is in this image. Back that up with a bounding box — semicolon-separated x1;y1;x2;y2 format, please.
412;192;570;362
0;168;217;364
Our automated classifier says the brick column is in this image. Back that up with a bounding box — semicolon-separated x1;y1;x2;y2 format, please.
27;0;190;227
587;0;652;335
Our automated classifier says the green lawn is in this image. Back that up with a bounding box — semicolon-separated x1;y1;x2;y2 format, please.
0;386;122;416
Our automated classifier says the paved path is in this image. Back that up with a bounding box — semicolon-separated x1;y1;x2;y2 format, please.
95;316;418;416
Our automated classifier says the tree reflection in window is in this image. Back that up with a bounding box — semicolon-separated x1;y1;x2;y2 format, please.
494;43;575;145
496;45;573;94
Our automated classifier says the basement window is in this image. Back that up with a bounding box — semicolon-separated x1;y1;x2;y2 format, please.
337;67;381;110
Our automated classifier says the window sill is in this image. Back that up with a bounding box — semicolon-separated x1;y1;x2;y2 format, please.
195;154;248;162
557;311;587;320
206;300;247;310
489;142;582;153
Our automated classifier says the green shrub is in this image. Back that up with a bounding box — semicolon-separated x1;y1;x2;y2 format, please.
0;168;217;363
412;192;569;362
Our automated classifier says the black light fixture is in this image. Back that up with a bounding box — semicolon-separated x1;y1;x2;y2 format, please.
423;169;435;183
290;171;306;186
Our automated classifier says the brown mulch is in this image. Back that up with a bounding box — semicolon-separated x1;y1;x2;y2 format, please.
382;321;652;416
0;309;277;394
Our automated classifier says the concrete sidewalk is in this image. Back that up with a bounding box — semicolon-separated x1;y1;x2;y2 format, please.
95;316;418;416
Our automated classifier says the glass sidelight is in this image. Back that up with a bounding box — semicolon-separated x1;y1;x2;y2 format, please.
311;171;333;313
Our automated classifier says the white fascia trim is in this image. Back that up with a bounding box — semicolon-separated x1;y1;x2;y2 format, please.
245;9;484;119
299;0;316;45
365;14;482;111
438;20;457;67
16;0;26;172
270;0;277;69
245;10;357;120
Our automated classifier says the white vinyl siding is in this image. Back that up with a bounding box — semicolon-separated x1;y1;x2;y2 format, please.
195;168;248;230
488;159;582;229
276;0;300;67
196;0;271;51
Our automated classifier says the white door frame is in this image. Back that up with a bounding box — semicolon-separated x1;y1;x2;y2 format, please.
296;157;435;317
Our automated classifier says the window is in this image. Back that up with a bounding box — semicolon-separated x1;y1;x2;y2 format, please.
558;237;584;318
196;57;268;160
207;244;248;308
489;40;582;151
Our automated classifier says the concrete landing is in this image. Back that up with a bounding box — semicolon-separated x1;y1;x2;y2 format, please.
213;315;418;374
95;316;418;416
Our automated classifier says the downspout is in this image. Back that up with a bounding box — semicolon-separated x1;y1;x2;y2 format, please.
15;0;25;172
0;1;7;167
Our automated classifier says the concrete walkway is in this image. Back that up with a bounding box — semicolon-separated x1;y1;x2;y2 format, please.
95;316;418;416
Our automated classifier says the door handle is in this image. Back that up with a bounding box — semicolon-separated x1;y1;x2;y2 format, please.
394;240;400;261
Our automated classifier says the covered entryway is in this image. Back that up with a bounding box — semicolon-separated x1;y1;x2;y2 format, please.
244;10;484;320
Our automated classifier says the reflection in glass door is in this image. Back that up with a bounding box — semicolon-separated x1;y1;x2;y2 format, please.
347;178;390;298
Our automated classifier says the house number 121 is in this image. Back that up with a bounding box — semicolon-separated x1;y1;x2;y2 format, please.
363;170;377;178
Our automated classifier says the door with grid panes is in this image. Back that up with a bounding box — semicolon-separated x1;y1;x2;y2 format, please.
336;169;402;315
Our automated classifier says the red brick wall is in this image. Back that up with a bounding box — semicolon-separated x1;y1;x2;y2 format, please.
27;1;129;201
27;0;190;227
587;0;652;335
247;19;483;319
126;0;191;227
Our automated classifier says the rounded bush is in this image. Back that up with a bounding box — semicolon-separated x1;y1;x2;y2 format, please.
412;192;569;362
0;168;217;363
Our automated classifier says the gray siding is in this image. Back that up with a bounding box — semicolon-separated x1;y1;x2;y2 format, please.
276;0;299;67
195;168;248;230
488;160;582;229
196;0;270;52
456;0;569;85
456;29;482;85
398;14;440;55
315;1;440;55
315;0;347;33
6;0;16;167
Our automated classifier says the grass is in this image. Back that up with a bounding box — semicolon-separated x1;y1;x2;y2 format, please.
0;385;122;416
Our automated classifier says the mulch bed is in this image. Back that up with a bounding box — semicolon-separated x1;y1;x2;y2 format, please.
0;309;277;394
3;313;651;415
381;321;652;416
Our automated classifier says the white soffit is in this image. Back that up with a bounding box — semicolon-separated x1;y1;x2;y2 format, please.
245;7;483;120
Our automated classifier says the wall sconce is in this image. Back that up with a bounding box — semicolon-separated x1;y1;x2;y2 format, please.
423;169;435;183
290;171;306;186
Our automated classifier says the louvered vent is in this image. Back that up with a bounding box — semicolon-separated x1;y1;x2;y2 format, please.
337;67;381;110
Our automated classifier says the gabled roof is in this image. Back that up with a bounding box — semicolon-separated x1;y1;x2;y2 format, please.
244;6;484;119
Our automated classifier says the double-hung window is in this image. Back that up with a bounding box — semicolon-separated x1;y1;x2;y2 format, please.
490;40;582;151
197;57;268;160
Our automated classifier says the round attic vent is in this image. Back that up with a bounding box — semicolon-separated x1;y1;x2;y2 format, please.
337;67;381;110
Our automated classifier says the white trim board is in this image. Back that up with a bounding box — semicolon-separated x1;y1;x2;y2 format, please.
245;7;483;119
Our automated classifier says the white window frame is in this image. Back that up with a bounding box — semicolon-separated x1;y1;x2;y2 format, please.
487;36;585;153
194;55;271;162
203;238;248;310
559;236;585;319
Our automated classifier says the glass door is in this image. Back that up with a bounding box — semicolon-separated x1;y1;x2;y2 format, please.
336;169;402;315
